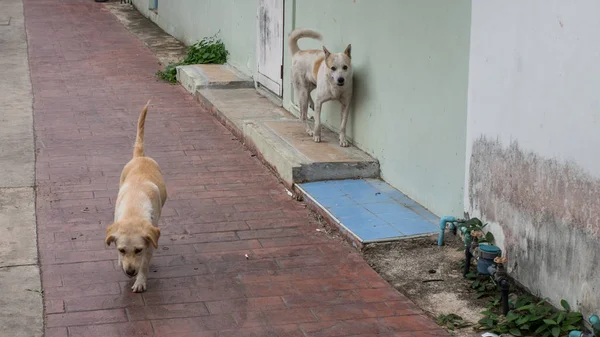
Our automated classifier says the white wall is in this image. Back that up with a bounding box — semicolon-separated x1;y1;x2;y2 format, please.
283;0;471;218
132;0;258;76
466;0;600;316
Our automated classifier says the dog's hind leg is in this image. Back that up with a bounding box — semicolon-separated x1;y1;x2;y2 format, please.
297;88;314;135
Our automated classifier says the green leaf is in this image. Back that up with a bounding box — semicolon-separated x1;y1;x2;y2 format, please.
551;326;560;337
510;328;522;336
506;312;520;322
557;312;565;324
544;319;558;326
516;315;531;325
516;304;534;311
560;300;571;311
475;292;487;299
535;324;549;334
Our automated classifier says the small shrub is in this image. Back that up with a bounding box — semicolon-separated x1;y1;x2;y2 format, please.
156;33;229;83
478;297;583;337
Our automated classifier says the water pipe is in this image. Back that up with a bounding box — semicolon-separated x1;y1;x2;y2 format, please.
570;315;600;337
437;216;457;246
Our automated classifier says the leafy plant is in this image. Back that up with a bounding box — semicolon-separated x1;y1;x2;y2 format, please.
478;297;583;337
457;217;495;245
436;313;472;330
156;32;229;83
466;273;497;299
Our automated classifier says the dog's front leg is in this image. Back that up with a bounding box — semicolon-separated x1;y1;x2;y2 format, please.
339;100;351;147
131;249;152;293
312;100;323;142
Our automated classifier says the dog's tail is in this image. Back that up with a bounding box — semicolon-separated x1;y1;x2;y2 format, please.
133;100;150;158
288;28;322;55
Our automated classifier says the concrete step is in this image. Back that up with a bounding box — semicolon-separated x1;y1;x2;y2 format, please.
195;87;379;187
176;64;254;94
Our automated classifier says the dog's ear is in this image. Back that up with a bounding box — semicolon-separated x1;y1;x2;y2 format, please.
144;224;160;249
105;223;119;246
344;44;351;58
323;46;331;59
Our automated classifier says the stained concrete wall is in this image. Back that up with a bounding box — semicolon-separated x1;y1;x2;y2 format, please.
132;0;472;218
131;0;258;76
465;0;600;316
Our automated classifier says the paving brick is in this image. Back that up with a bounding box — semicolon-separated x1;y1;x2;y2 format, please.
26;0;443;335
45;327;68;337
46;309;127;327
127;302;209;321
205;296;285;314
67;322;154;337
300;318;389;337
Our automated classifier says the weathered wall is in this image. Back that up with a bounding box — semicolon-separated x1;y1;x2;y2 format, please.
466;0;600;315
283;0;471;217
131;0;258;76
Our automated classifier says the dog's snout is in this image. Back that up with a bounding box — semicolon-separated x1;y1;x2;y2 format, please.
337;78;345;84
125;268;137;277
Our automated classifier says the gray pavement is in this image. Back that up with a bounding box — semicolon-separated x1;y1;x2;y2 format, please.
0;0;43;336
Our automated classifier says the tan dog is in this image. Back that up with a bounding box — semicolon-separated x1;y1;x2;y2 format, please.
105;101;166;293
289;28;353;147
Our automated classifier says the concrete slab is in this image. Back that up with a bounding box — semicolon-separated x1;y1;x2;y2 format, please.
104;2;187;66
0;1;42;336
0;266;43;337
198;88;293;139
0;0;34;188
177;64;254;93
0;188;37;267
197;88;379;186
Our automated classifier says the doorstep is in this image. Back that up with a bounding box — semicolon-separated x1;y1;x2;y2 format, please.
179;64;440;249
179;64;379;187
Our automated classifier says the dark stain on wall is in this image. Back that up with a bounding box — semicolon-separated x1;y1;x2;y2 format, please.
258;3;270;65
468;137;599;314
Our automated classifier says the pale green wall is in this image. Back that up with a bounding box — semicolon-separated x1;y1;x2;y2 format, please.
132;0;258;76
133;0;471;217
283;0;471;217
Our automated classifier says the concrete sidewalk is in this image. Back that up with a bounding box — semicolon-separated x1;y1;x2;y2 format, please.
25;0;448;336
0;0;43;336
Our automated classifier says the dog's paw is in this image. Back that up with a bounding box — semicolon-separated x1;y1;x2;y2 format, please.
131;279;147;293
339;137;350;147
306;128;314;136
313;135;321;143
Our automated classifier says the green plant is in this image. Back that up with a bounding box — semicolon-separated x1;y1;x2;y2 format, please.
466;273;497;299
156;32;229;83
436;313;472;330
478;297;583;337
457;217;495;245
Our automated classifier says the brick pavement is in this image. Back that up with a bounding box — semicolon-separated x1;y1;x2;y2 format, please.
24;1;449;336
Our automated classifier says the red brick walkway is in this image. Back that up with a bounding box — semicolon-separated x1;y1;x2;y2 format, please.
25;1;447;336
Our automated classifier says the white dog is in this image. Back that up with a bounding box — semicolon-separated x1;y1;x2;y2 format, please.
289;28;353;147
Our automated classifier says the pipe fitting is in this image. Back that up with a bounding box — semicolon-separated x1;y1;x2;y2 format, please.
437;216;456;246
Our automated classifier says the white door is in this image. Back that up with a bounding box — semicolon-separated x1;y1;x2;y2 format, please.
257;0;284;96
